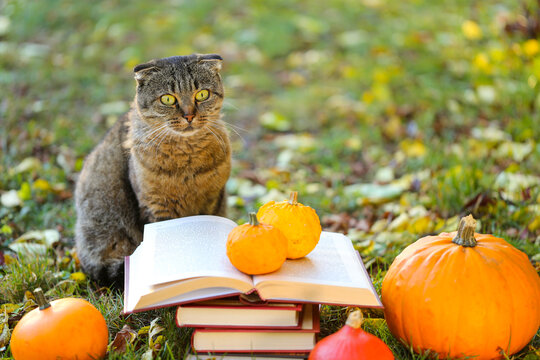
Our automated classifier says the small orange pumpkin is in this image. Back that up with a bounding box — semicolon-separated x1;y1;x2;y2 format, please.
382;215;540;359
10;288;109;360
257;191;321;259
226;212;288;275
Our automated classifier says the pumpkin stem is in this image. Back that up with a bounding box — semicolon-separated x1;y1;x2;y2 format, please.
248;212;259;226
33;288;51;310
345;310;364;329
288;191;298;205
452;214;477;247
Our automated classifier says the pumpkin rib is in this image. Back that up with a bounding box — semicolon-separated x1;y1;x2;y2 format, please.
480;245;540;354
465;247;506;357
400;245;449;350
439;245;468;358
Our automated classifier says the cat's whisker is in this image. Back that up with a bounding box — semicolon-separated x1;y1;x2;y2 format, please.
151;128;172;152
222;100;239;110
139;124;171;153
144;125;166;139
205;125;228;154
134;123;168;150
204;118;246;144
200;115;248;133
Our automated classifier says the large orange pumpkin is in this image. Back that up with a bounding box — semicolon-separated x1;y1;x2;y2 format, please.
226;212;288;275
257;191;321;259
10;288;109;360
381;215;540;359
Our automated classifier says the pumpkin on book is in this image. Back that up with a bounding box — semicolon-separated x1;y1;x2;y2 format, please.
226;212;287;275
257;191;322;259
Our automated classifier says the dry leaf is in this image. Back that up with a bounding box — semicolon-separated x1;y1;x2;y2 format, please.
108;324;138;353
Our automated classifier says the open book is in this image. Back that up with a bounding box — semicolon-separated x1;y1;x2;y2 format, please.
124;216;382;314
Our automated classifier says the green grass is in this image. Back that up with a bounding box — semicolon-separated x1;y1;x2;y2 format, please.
1;0;540;358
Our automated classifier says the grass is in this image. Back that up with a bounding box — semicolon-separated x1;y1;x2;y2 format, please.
1;0;540;358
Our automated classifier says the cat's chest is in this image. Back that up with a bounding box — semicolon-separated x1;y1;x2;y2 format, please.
129;146;229;205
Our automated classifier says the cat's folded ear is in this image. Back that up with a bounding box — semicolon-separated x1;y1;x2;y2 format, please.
133;60;160;82
198;54;223;72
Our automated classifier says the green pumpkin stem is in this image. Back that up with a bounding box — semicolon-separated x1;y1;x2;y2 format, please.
33;288;51;310
248;212;259;226
452;214;477;247
288;191;298;205
345;310;364;329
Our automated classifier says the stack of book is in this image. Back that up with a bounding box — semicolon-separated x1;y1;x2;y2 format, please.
179;299;319;359
123;215;383;359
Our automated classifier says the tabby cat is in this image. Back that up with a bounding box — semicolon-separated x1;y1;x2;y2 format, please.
75;54;231;287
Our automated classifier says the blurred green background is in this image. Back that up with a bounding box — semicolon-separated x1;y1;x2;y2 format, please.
1;0;539;358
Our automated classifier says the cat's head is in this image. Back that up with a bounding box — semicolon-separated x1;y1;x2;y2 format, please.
133;54;224;134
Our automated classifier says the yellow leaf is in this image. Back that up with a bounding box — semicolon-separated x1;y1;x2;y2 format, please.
399;139;427;158
33;178;52;192
4;254;17;265
407;216;433;234
462;20;482;40
69;271;87;283
388;213;409;231
473;53;492;74
523;39;540;57
529;215;540;232
362;90;375;104
17;182;32;201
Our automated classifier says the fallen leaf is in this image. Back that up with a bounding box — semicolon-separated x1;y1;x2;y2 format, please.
462;20;482;40
399;139;427;158
17;182;32;201
69;272;87;283
260;111;291;131
496;141;534;162
11;157;42;174
15;229;61;247
1;190;22;208
32;179;52;192
108;324;138;353
0;309;11;349
148;317;165;348
8;242;48;257
471;126;510;143
344;183;405;205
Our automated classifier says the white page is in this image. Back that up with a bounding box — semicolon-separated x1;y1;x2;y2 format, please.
142;216;252;286
253;232;371;289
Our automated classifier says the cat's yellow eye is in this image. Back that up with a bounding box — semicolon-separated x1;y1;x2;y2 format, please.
160;94;176;105
195;89;210;102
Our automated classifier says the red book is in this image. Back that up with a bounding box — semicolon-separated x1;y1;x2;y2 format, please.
176;299;304;329
191;305;320;354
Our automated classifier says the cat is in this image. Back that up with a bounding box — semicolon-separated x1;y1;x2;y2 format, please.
74;54;231;287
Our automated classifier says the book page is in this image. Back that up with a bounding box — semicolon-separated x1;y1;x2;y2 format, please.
142;215;252;286
253;232;372;290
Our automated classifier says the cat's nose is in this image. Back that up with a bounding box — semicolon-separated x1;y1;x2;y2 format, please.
183;114;195;123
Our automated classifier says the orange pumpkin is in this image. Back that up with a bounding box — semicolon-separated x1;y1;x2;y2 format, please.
381;215;540;359
10;288;109;360
257;191;321;259
226;212;287;275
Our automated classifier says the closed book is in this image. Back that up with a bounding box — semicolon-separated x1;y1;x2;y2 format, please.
191;304;319;354
124;215;382;314
185;354;306;360
176;299;303;329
